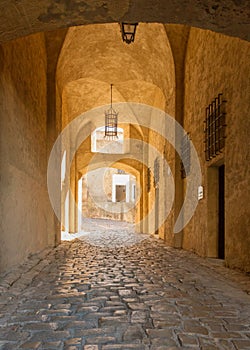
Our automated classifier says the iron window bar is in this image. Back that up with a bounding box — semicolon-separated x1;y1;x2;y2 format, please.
181;132;191;178
204;93;227;161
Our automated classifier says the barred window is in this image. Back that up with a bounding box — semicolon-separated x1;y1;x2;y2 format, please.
181;133;191;178
204;93;226;161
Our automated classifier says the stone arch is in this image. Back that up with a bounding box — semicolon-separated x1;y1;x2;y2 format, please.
56;22;175;235
0;2;249;43
79;158;145;231
1;2;250;274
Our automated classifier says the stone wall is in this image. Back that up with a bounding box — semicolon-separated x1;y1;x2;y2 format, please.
183;28;250;271
0;34;53;273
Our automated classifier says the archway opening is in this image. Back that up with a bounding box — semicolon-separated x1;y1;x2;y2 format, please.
91;126;125;154
57;22;175;243
79;166;140;235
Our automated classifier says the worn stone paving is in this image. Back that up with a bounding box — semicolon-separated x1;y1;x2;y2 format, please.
0;220;250;350
62;218;147;248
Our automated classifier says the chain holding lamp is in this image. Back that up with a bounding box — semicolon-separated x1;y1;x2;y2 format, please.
104;84;118;139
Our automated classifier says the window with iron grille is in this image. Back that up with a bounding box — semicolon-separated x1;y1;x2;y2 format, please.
181;133;191;178
204;93;226;161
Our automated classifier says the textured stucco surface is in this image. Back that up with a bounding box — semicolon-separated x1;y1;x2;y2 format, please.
57;23;174;105
164;24;190;248
0;34;54;272
0;0;249;43
183;28;250;271
0;21;249;274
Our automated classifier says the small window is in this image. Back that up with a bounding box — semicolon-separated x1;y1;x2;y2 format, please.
181;133;191;178
91;126;124;154
204;93;227;161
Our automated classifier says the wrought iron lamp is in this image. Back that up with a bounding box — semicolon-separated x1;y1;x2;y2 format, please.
104;84;118;139
120;22;138;44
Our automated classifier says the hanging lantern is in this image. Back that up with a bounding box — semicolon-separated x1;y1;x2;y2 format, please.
104;84;118;139
120;22;138;44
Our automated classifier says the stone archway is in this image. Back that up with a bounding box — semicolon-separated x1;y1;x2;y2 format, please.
0;1;249;43
56;23;175;237
1;4;249;274
78;161;142;232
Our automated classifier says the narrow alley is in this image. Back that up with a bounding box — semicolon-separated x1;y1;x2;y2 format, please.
0;220;249;350
0;2;250;350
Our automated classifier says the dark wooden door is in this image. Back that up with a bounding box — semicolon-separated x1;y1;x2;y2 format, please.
218;165;225;259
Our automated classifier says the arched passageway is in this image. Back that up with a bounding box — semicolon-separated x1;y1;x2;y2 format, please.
0;4;249;273
0;3;250;348
57;23;176;244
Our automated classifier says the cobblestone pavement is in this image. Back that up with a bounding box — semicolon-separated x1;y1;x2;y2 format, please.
0;220;250;350
62;218;147;248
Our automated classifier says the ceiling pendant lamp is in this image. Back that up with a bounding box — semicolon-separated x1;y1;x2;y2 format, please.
120;22;138;44
104;84;118;139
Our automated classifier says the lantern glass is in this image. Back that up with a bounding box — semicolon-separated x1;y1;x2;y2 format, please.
120;22;138;44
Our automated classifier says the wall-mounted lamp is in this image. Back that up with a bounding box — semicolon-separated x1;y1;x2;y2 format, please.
120;22;138;44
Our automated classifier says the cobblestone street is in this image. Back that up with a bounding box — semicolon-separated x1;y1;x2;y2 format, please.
0;219;250;350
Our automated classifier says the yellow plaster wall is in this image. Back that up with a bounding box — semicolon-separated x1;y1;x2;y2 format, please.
183;28;250;271
0;34;52;272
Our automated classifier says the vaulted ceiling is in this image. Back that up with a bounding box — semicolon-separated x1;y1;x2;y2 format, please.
58;23;175;128
0;0;249;43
